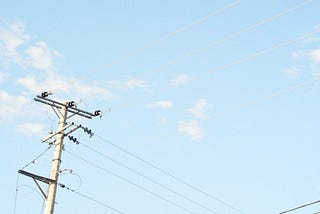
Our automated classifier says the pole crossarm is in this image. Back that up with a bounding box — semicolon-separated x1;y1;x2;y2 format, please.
64;124;82;137
34;95;96;119
18;170;55;184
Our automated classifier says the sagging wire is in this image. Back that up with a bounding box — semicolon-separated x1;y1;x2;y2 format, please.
13;174;20;214
64;150;196;214
77;142;219;214
18;184;46;201
46;106;55;133
20;145;52;170
94;133;246;214
58;183;126;214
59;169;83;191
279;199;320;214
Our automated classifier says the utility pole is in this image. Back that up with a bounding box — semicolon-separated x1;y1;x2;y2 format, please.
19;91;101;214
44;103;67;214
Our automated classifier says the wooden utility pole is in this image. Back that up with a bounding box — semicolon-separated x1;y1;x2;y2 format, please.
44;103;67;214
19;92;101;214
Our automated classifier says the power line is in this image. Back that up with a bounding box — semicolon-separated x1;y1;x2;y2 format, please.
195;30;318;81
93;134;246;214
90;0;241;74
135;0;313;79
64;150;197;214
78;142;219;214
279;199;320;214
210;78;320;120
119;76;320;164
115;28;319;112
20;145;52;170
13;174;20;214
59;183;126;214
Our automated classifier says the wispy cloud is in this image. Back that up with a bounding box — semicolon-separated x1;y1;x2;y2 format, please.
0;22;29;63
0;21;113;100
124;78;146;89
178;120;204;140
0;72;8;82
188;99;209;120
17;122;45;136
17;73;113;100
311;49;320;64
0;90;29;119
147;100;173;108
170;74;191;87
25;41;62;72
283;66;301;79
107;78;148;90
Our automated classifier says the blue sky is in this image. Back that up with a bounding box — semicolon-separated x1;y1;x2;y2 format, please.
1;0;320;213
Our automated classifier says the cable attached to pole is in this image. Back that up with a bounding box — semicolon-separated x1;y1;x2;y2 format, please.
279;199;320;214
58;183;126;214
94;133;245;214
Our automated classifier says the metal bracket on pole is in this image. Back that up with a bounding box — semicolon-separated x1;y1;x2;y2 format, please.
33;178;48;199
64;124;82;137
18;170;55;184
18;170;56;200
41;123;74;143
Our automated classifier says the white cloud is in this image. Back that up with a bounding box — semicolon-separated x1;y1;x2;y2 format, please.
107;78;148;90
311;49;320;64
1;21;112;103
25;41;58;72
17;73;113;100
0;90;29;119
178;120;204;140
124;78;146;89
147;100;173;108
283;66;301;79
188;99;209;120
17;122;45;136
0;22;29;63
170;74;191;87
74;81;113;98
291;50;309;59
0;72;8;82
160;117;168;124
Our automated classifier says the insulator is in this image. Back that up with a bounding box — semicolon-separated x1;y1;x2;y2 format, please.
41;92;49;97
40;91;52;98
94;110;101;116
68;101;76;108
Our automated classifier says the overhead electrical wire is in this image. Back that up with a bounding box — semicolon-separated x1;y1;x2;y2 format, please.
116;27;319;112
20;145;52;170
59;183;126;214
279;199;320;214
195;30;318;81
12;181;46;214
112;77;320;162
72;78;320;214
92;134;245;214
106;0;315;112
64;150;197;214
13;174;20;214
91;0;241;73
135;0;313;79
73;19;317;214
78;142;219;214
210;78;320;120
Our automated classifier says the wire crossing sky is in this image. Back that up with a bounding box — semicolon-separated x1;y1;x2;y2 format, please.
1;0;320;214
